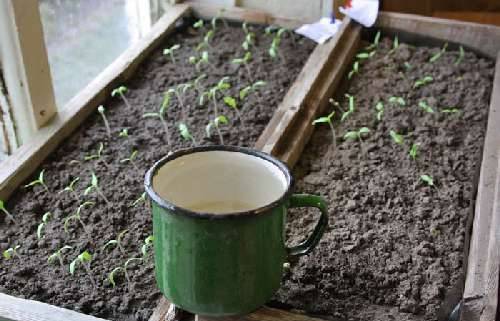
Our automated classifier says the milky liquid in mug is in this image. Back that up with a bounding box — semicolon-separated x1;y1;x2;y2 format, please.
187;200;256;214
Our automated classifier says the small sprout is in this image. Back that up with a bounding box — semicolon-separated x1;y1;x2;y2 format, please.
343;127;370;141
348;61;359;79
84;172;111;205
48;245;73;269
232;51;253;81
404;62;412;70
59;177;81;202
356;51;375;60
103;229;129;254
0;199;15;223
24;169;49;192
341;94;355;122
193;19;204;29
223;96;245;127
409;143;419;160
375;101;384;121
111;85;132;109
393;36;399;50
455;46;464;65
178;123;197;146
269;29;286;61
206;77;231;141
131;192;146;207
3;245;21;260
365;30;381;50
120;150;139;171
97;105;112;138
242;32;255;51
204;30;214;46
429;43;448;63
119;129;129;138
420;174;434;187
70;250;97;288
388;96;406;107
413;76;433;88
441;107;460;114
211;9;228;29
419;101;435;113
163;44;181;63
206;115;229;145
312;110;336;151
239;80;266;103
141;235;154;257
143;92;172;148
108;266;125;288
37;212;52;239
389;130;404;145
64;201;94;236
84;142;104;161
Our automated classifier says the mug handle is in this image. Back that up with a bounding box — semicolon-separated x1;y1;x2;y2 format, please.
287;194;329;258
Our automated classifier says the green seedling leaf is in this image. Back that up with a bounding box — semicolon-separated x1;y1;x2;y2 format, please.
413;76;433;88
375;101;384;121
24;170;49;192
344;127;370;141
48;245;73;266
84;142;104;161
97;105;111;138
420;174;434;187
404;62;412;70
441;107;460;114
223;96;237;109
419;101;435;113
455;46;464;65
141;235;154;257
119;129;129;138
111;86;127;97
366;31;381;50
37;212;52;239
131;192;146;207
429;43;448;63
193;19;204;29
3;245;20;260
409;143;419;160
389;130;404;145
109;266;125;287
348;61;359;79
389;96;405;106
0;199;14;222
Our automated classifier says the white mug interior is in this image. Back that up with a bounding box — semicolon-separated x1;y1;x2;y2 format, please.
152;150;289;214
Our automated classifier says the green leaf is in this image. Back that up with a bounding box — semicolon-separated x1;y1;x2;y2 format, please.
455;46;464;65
393;36;399;50
205;122;213;138
109;267;124;287
103;240;118;251
409;143;419;160
356;52;371;59
419;101;435;113
69;259;77;275
111;86;127;97
359;127;370;135
420;174;434;186
79;251;92;262
143;112;159;118
343;131;359;141
404;62;412;70
3;249;12;260
37;223;45;239
42;212;51;223
124;257;143;269
223;96;237;109
215;115;229;126
441;108;460;114
373;31;381;45
312;117;331;125
91;172;98;187
375;101;384;111
239;86;251;100
389;96;405;106
193;19;204;29
178;123;193;141
390;130;404;145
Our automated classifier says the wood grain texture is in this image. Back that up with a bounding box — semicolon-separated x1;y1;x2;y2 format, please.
196;306;325;321
0;4;190;201
462;54;500;321
254;18;360;168
0;293;107;321
376;11;500;59
186;0;308;28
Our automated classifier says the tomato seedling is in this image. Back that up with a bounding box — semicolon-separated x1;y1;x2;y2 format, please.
0;199;14;223
97;105;111;138
24;169;49;192
37;212;52;239
70;250;97;288
111;85;132;109
85;172;111;205
103;229;129;254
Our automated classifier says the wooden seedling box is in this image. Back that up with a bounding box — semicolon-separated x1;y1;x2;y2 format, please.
0;4;499;321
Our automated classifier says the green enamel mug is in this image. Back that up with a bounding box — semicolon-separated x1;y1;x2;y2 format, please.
145;146;328;316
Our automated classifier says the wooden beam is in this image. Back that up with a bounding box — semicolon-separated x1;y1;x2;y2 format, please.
0;0;57;146
462;54;500;321
186;1;308;28
376;11;500;59
0;4;191;201
0;293;108;321
196;306;325;321
254;18;361;168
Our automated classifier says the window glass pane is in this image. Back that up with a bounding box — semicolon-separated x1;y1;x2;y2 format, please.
39;0;160;108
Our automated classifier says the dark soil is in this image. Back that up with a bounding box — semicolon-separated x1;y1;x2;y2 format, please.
274;37;494;320
0;21;315;321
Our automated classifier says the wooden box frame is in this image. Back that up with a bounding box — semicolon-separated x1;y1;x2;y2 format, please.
0;4;499;321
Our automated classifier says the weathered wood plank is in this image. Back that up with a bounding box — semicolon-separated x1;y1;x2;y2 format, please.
462;54;500;321
0;4;191;201
196;306;325;321
186;0;308;28
376;11;500;58
254;18;360;168
0;293;107;321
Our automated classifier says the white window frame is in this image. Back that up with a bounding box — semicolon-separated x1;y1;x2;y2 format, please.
0;0;57;151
